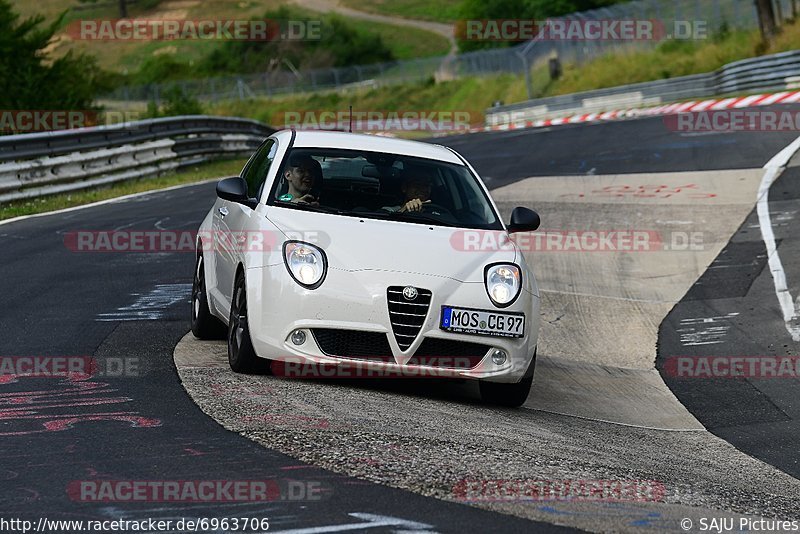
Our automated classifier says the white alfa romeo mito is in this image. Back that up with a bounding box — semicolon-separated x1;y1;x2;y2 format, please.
192;130;541;406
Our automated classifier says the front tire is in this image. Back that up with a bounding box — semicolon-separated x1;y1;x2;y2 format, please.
479;375;533;407
479;350;536;407
191;251;226;340
227;271;268;374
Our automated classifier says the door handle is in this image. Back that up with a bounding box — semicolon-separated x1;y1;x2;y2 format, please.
218;206;229;218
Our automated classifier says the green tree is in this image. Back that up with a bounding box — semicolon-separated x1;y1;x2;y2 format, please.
0;1;110;110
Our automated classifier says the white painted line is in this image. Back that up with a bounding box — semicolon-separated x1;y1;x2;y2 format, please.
0;178;221;228
760;135;800;341
269;513;436;534
529;406;706;432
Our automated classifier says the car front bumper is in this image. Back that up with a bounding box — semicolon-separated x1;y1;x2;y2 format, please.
246;265;540;383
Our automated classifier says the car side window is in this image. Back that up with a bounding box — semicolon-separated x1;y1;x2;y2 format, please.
242;139;277;199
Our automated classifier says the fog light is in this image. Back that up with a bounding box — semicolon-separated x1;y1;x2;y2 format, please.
291;330;306;345
491;349;507;365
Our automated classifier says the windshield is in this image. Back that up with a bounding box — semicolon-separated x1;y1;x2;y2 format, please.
267;147;502;230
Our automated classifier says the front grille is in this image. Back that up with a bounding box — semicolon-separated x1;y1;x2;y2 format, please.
407;337;491;369
387;286;432;350
310;328;393;362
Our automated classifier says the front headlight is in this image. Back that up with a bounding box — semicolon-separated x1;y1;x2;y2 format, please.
484;263;521;307
283;241;327;289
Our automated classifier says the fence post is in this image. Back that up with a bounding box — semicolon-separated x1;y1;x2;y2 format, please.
262;74;271;97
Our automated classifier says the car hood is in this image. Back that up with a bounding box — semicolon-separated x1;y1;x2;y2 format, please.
266;208;517;282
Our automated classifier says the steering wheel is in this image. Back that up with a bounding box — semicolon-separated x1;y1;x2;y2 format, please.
415;202;453;216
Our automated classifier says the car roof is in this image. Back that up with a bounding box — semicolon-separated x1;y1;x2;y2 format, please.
273;129;464;165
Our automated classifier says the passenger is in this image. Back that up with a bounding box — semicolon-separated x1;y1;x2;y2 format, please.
383;172;434;213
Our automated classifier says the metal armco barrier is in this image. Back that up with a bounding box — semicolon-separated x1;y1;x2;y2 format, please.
0;116;274;204
486;50;800;127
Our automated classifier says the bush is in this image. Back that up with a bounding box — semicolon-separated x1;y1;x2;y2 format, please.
132;55;195;85
0;0;110;110
198;7;393;76
147;86;204;117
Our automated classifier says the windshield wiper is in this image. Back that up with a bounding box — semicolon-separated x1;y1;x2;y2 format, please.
378;211;458;227
276;202;352;216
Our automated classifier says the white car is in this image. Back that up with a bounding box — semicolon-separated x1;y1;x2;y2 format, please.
191;130;541;406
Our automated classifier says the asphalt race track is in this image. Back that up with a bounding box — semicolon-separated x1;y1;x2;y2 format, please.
658;149;800;479
0;185;565;532
2;110;800;532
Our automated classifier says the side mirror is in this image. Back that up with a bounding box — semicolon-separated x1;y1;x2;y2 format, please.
507;207;540;233
216;177;251;205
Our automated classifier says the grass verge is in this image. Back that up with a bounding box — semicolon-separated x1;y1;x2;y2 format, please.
210;74;532;133
0;157;247;221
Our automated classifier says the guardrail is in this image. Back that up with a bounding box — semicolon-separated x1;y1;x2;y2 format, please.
486;50;800;126
0;116;274;204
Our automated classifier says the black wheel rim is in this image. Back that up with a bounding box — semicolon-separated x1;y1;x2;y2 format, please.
229;281;247;360
192;255;204;323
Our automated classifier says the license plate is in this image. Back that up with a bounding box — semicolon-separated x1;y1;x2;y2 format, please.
440;306;525;338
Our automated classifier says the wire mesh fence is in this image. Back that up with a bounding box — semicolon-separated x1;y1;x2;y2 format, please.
101;0;780;107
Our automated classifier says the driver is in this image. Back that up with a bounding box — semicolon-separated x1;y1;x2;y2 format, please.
278;154;321;206
384;171;434;213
